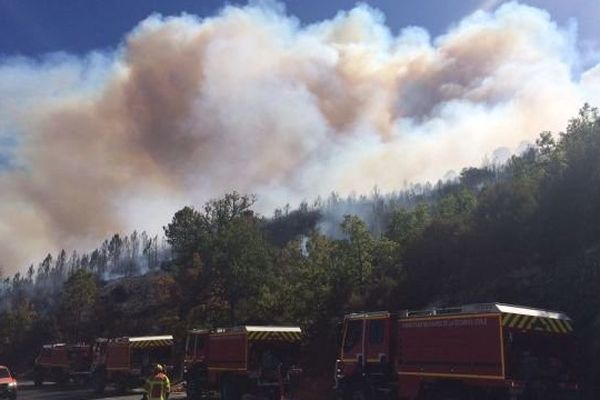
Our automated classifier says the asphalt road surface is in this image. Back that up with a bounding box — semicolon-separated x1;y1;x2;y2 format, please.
16;382;186;400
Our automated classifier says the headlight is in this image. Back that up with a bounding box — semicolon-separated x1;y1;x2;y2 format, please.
8;382;17;388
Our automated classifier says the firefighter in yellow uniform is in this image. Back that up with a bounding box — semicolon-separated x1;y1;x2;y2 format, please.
144;364;171;400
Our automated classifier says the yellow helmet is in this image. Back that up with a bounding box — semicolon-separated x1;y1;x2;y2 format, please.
154;364;164;373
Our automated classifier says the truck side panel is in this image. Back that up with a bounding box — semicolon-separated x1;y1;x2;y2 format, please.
397;314;504;379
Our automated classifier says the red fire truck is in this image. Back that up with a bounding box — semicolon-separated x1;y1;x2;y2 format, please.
33;343;92;386
334;303;579;400
91;335;174;394
184;325;303;400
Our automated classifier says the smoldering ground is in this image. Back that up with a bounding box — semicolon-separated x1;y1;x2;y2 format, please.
1;1;600;272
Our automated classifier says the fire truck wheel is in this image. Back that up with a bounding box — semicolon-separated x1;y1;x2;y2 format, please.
116;380;128;394
220;376;241;400
433;384;469;400
56;372;69;387
345;384;372;400
33;371;43;387
186;364;208;400
92;370;106;394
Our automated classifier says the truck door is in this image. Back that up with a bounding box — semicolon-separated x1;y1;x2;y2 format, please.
342;318;365;369
365;317;390;367
53;347;67;368
106;342;129;370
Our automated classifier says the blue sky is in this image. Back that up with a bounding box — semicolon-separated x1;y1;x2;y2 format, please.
1;0;598;58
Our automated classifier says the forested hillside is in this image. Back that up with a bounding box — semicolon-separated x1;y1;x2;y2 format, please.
1;106;600;397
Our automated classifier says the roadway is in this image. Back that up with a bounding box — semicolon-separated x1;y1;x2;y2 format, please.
16;381;186;400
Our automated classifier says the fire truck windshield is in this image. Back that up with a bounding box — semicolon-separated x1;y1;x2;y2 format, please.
343;320;362;352
0;368;11;379
186;334;205;357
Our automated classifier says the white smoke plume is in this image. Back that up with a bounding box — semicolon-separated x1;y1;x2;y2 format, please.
1;1;599;272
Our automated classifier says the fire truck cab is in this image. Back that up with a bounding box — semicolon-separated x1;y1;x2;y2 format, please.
335;303;579;400
33;343;92;386
91;335;174;394
184;326;303;400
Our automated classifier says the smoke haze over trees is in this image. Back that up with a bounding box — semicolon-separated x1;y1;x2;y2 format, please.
2;107;600;396
2;1;600;271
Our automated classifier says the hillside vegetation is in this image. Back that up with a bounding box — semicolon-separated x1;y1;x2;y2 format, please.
1;106;600;397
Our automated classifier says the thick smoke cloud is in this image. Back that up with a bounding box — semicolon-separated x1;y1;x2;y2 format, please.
0;2;598;272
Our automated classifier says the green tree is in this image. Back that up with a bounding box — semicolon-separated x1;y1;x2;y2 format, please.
164;206;204;264
435;188;477;224
58;269;99;341
164;192;271;325
210;206;272;325
339;215;375;298
386;204;430;248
